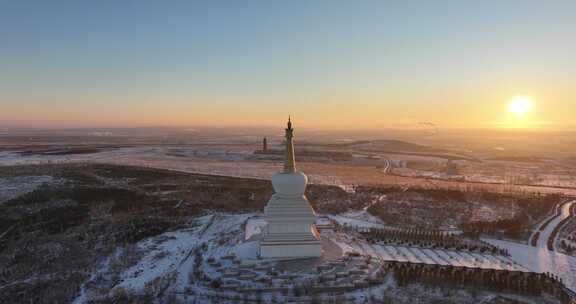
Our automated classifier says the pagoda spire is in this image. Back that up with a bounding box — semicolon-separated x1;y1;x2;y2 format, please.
284;116;296;173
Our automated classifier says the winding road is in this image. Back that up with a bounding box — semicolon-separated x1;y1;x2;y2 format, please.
531;200;576;251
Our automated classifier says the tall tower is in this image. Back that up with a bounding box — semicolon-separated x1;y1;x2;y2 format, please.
259;118;322;258
262;137;268;152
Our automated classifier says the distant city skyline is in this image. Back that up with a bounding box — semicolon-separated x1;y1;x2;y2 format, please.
1;1;575;130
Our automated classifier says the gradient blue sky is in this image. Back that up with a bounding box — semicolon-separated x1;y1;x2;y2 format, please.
1;0;575;128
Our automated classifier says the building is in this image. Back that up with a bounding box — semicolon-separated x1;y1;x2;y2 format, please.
259;117;322;258
262;137;268;152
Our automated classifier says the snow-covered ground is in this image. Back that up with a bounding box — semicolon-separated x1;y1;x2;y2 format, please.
0;148;160;167
328;210;387;229
328;210;576;292
244;217;266;240
115;214;251;292
327;209;462;234
3;146;576;197
115;229;201;291
72;213;247;302
72;213;575;303
343;275;556;304
485;239;576;292
336;237;528;272
0;151;22;163
395;167;576;189
0;175;55;203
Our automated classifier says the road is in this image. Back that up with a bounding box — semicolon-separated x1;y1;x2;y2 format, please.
534;201;575;250
382;158;392;173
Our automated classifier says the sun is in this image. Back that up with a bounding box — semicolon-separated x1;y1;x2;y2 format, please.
509;96;533;117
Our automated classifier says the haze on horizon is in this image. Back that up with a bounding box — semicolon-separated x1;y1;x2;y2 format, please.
1;1;575;130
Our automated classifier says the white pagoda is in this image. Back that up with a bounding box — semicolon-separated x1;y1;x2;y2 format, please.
259;117;322;258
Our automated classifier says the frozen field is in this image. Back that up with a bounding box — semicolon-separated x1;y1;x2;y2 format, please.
3;146;576;197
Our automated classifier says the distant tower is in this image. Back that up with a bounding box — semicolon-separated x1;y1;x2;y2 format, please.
262;137;268;152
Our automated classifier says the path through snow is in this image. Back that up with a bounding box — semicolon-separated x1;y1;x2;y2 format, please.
536;201;575;249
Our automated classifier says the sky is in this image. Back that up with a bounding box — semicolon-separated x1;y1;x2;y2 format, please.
1;0;575;129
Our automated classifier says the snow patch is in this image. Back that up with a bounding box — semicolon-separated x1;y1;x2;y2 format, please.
484;238;576;292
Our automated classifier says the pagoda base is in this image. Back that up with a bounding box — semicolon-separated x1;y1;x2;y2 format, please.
259;239;322;258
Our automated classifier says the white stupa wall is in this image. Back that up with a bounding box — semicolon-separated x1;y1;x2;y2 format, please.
259;119;322;258
260;242;322;258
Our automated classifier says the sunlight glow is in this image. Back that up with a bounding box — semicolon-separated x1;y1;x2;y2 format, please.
509;96;533;117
